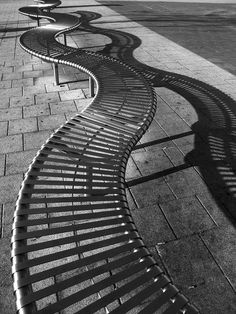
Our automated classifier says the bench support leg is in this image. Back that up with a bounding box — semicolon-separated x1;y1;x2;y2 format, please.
89;76;95;97
64;34;67;46
53;63;59;85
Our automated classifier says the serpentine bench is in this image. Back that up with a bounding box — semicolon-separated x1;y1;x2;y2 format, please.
11;1;199;313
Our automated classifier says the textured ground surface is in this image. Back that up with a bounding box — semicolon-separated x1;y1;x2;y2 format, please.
0;0;236;313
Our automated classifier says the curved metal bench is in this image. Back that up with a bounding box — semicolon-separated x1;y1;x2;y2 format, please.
19;0;62;26
11;1;199;313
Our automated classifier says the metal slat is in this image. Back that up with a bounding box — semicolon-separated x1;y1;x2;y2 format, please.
13;217;132;241
13;225;132;255
35;151;120;171
44;143;119;164
15;243;146;289
37;260;159;314
74;266;163;314
25;180;120;188
19;194;124;204
49;136;121;154
60;126;126;146
54;132;122;151
163;294;189;314
17;201;125;215
110;276;171;314
18;254;154;309
14;233;139;272
14;210;128;228
77;113;136;135
138;284;179;314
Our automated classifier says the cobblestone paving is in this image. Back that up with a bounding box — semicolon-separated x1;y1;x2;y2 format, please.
0;0;236;313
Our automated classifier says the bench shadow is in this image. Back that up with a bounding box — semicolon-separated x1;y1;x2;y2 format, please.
0;26;33;33
59;4;122;9
74;10;236;222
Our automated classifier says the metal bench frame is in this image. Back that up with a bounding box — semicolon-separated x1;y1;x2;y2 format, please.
18;0;95;95
11;1;199;313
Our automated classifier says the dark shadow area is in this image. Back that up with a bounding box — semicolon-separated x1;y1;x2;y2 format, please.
127;164;191;187
59;4;122;9
93;17;234;26
58;78;88;85
0;35;21;39
98;0;236;76
134;131;195;150
74;10;236;222
0;26;33;33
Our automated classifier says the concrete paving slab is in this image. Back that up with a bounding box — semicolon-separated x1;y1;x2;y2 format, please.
5;149;37;175
155;234;236;314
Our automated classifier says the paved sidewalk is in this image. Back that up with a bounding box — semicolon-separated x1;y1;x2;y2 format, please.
0;1;92;312
0;0;236;313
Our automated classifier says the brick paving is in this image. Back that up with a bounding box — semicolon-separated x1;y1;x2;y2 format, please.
0;0;236;313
